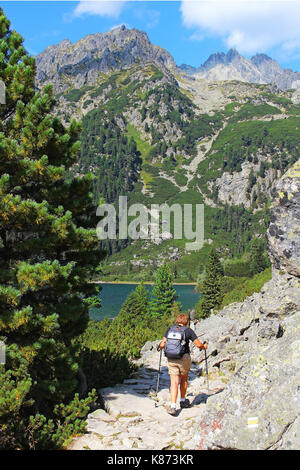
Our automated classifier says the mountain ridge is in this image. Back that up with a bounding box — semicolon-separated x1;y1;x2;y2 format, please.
179;48;300;90
36;25;300;91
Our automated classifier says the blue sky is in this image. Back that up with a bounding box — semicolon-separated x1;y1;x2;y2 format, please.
2;1;300;70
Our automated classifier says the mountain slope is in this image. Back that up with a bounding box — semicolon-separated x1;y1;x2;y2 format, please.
35;27;300;281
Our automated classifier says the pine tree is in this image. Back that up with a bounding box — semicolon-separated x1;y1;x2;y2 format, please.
0;9;103;448
117;283;150;327
196;248;224;319
150;264;177;318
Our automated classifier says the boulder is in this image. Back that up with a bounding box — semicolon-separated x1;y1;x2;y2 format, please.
194;312;300;450
267;160;300;277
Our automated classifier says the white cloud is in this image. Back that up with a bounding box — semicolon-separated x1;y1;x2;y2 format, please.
74;1;126;19
180;0;300;56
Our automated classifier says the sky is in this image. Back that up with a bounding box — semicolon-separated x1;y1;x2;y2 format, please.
2;1;300;71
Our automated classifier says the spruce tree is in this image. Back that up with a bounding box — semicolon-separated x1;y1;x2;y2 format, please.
0;9;103;448
196;248;224;319
150;263;177;318
117;283;150;327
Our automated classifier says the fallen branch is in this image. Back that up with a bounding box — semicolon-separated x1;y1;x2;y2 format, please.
212;357;231;368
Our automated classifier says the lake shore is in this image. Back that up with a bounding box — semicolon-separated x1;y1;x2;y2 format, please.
92;280;197;286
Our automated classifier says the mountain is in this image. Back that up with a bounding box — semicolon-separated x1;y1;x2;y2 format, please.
35;27;300;281
36;25;175;92
179;49;300;90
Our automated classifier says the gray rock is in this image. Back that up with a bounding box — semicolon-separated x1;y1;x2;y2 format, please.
88;409;116;423
194;312;300;450
267;160;300;277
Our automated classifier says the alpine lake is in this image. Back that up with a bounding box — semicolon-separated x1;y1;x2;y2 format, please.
90;283;200;321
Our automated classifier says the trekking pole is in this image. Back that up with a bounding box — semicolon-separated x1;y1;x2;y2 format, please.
203;341;209;394
156;347;163;395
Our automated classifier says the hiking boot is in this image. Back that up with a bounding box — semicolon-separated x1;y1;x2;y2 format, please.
167;405;177;416
180;398;191;409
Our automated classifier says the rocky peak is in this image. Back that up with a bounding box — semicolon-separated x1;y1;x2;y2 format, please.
251;53;273;66
179;63;197;74
201;49;242;71
225;48;241;62
35;26;175;91
202;52;226;70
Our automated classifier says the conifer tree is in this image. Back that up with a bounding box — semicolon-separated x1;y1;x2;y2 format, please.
196;248;224;319
150;263;177;318
0;8;103;448
117;283;150;327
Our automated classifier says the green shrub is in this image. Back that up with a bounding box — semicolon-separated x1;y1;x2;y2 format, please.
83;99;93;109
64;85;93;102
175;170;188;186
219;268;272;309
224;258;253;277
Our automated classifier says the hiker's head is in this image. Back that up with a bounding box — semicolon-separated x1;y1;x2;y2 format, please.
176;313;188;326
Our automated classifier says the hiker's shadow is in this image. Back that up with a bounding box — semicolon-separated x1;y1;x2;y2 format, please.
171;393;210;417
190;387;225;407
190;392;209;405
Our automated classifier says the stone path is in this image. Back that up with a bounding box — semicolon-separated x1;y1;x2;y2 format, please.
69;348;225;450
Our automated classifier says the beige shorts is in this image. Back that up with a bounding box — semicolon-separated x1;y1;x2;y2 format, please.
167;353;192;376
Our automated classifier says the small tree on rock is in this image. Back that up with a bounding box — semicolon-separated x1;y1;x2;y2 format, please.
150;263;177;319
196;247;224;319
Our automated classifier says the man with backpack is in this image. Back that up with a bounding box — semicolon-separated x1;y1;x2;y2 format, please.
158;313;208;416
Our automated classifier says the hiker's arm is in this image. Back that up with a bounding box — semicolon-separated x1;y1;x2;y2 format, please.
194;338;207;350
158;337;167;349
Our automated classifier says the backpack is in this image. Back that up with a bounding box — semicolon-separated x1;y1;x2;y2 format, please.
164;325;187;359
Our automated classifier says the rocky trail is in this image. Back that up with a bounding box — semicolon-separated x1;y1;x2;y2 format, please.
69;345;225;450
69;262;300;450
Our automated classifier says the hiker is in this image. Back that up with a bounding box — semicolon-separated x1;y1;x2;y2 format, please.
158;313;207;416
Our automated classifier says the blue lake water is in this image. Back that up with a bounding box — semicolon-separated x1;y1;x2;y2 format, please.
90;283;200;321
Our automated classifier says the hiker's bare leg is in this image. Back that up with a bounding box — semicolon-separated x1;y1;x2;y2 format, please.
170;374;180;404
180;374;188;399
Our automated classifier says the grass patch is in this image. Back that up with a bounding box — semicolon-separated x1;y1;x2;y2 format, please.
230;102;281;122
126;124;151;160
